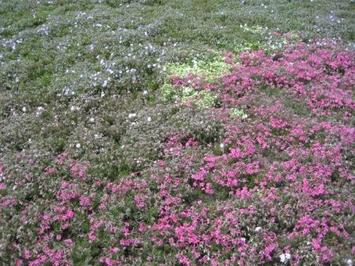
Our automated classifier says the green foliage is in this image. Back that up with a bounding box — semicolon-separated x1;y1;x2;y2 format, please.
230;108;248;119
194;90;218;109
165;55;231;82
160;83;177;102
160;84;218;109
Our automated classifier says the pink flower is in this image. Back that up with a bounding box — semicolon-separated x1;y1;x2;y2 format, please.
99;257;119;266
64;239;73;248
138;222;147;232
55;153;69;165
88;231;96;241
61;209;75;221
203;182;214;194
44;167;57;175
0;163;4;175
230;148;243;159
134;194;146;209
29;255;47;266
120;238;140;247
15;259;23;266
245;162;260;175
311;238;321;251
235;187;252;199
175;223;199;246
191;168;208;181
176;253;192;266
79;195;92;207
269;117;288;129
109;247;119;254
70;161;90;180
224;51;234;65
263;243;277;261
23;249;31;259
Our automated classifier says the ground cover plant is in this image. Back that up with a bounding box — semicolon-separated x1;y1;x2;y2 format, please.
0;0;354;265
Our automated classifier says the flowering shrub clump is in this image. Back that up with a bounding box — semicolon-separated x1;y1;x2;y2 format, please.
1;39;354;265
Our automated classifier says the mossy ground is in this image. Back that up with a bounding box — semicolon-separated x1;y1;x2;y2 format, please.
0;0;354;264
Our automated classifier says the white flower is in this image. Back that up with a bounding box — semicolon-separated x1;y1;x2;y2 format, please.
280;254;286;263
76;143;81;149
279;253;291;264
22;107;27;112
89;118;95;123
219;143;225;149
255;227;262;232
128;113;137;119
143;90;148;95
70;106;79;112
36;106;45;116
346;259;353;266
147;116;152;122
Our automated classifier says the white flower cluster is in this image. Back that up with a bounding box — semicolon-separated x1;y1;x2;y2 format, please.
279;253;291;264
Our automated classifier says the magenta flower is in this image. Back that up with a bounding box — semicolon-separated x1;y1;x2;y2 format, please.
79;195;92;207
70;161;90;180
134;194;146;209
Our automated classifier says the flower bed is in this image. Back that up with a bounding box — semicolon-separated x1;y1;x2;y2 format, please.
0;40;354;265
